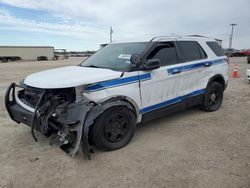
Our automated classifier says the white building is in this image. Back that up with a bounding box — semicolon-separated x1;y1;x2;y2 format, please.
0;46;54;60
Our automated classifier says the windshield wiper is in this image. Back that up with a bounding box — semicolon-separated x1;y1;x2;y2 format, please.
84;65;102;68
83;65;109;69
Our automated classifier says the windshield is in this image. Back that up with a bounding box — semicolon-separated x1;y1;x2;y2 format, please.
80;42;148;71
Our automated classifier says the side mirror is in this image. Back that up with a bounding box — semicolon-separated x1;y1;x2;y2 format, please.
141;59;160;70
130;54;141;65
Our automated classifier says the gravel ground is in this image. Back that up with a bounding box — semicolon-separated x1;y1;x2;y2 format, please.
0;57;249;188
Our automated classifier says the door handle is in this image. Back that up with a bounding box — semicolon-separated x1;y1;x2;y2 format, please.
204;62;211;67
172;69;182;74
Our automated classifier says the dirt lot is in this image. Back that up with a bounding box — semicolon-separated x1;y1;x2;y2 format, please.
0;57;249;188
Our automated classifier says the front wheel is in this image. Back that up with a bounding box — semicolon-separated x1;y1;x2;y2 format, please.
91;106;136;151
201;82;224;112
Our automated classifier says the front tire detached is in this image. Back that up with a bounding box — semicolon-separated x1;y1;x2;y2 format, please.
201;82;224;112
92;106;136;151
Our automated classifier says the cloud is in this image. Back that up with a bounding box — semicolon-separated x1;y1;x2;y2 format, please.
0;8;107;41
0;0;250;49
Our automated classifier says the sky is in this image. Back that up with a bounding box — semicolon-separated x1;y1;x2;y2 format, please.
0;0;249;51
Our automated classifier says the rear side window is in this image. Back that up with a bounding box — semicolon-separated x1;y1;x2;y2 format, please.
147;42;178;66
177;41;207;62
206;42;225;56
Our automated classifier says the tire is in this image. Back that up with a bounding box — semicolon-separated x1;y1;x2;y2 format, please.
92;106;136;151
1;58;8;63
201;82;224;112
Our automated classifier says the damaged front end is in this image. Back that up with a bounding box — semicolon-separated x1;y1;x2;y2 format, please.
5;83;94;159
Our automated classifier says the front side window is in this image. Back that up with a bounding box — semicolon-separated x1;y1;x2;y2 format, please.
80;42;148;71
177;41;207;62
147;42;178;66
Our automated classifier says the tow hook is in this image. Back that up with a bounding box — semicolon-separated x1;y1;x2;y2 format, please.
50;131;69;147
58;131;69;145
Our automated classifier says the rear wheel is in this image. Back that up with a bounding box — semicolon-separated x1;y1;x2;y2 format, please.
92;106;136;151
201;82;224;112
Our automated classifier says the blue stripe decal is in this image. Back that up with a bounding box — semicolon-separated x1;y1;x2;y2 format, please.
140;89;205;114
212;59;226;65
139;73;151;80
86;73;151;91
86;58;226;91
183;61;211;71
167;58;226;75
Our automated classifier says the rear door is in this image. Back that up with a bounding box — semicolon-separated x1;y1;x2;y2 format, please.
175;40;212;95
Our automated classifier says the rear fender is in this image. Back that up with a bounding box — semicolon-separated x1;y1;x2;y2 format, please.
206;74;226;90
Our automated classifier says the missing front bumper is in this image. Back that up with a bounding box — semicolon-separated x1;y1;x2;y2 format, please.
5;83;94;159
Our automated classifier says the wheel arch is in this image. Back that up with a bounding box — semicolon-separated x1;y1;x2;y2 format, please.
97;95;141;122
85;95;141;135
207;74;226;90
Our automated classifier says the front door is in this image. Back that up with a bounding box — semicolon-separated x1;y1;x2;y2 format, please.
139;41;185;118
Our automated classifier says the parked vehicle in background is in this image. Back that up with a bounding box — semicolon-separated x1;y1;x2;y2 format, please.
0;56;21;63
231;50;241;57
247;69;250;82
224;49;250;57
240;49;250;57
247;56;250;64
37;56;48;61
5;35;229;159
82;53;92;57
54;55;59;60
224;48;237;57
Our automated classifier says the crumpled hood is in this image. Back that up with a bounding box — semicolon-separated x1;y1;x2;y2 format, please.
24;66;122;89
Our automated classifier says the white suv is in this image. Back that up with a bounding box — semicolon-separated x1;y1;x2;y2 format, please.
5;36;228;159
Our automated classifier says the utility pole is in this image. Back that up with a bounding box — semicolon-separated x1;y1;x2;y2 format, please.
229;23;237;49
110;26;113;43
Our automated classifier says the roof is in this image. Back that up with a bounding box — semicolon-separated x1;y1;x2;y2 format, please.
109;35;221;44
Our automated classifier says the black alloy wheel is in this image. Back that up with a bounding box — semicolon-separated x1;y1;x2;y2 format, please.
202;82;224;112
104;113;130;143
91;106;136;150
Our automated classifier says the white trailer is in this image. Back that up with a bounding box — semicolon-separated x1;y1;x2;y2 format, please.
0;46;54;61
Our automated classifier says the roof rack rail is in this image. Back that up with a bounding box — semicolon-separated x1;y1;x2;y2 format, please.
185;35;222;42
149;35;180;42
185;34;205;37
149;34;222;43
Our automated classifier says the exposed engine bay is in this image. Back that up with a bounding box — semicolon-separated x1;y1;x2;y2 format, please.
5;83;94;159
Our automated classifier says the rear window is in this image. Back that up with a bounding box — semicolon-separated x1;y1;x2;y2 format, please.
177;41;207;62
206;42;225;56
